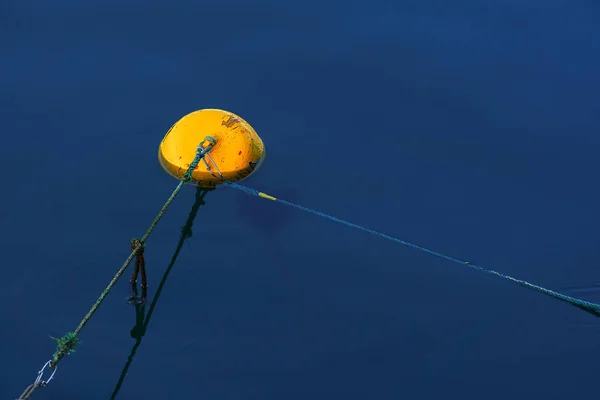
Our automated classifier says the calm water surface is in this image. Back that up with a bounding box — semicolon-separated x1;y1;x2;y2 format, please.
2;1;600;399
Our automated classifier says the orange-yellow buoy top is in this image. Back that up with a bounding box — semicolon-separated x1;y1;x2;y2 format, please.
158;109;266;189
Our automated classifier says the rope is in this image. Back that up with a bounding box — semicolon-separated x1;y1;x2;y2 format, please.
110;187;209;400
226;182;600;316
16;382;42;400
17;137;216;399
52;137;215;364
129;239;147;288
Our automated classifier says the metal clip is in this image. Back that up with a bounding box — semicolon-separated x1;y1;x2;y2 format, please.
34;360;57;387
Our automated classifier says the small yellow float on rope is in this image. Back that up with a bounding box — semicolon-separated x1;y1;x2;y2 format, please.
158;108;266;189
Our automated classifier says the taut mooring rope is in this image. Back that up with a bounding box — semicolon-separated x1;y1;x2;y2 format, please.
17;137;216;399
226;181;600;317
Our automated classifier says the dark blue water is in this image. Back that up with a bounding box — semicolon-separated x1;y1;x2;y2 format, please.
2;1;600;399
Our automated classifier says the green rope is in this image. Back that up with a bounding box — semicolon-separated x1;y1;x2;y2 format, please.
110;187;209;400
50;136;216;367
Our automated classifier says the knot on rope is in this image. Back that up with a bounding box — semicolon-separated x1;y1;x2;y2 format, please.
51;332;79;366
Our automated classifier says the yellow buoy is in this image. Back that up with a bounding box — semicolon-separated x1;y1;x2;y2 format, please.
158;109;266;189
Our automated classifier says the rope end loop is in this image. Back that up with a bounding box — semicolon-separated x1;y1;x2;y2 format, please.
182;137;217;182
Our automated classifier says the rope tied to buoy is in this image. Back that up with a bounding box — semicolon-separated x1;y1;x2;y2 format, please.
226;181;600;317
17;106;600;398
17;137;216;399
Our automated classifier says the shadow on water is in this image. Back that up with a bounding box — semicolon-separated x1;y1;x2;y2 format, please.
234;185;299;238
109;186;210;400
